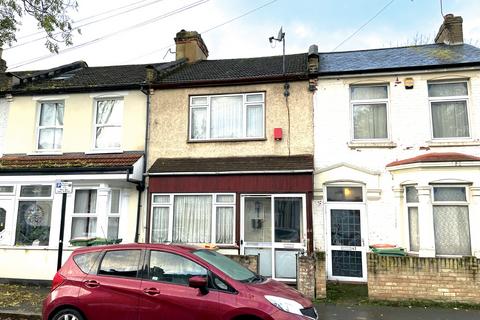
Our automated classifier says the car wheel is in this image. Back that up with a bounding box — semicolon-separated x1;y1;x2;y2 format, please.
52;308;85;320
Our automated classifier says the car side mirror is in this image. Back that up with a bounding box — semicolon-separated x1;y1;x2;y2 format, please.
189;276;208;294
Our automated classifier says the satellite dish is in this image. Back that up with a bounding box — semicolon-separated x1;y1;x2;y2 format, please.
277;27;284;41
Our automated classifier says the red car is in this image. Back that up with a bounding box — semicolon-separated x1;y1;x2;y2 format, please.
43;243;318;320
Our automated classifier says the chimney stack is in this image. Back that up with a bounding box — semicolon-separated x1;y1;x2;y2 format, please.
435;14;463;45
174;30;209;63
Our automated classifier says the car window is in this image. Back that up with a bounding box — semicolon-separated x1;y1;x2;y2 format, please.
73;251;102;274
147;251;207;286
98;250;141;278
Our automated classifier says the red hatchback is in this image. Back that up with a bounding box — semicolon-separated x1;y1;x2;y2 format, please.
43;243;318;320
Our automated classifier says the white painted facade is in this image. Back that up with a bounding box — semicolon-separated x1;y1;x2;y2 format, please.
313;68;480;281
0;98;9;155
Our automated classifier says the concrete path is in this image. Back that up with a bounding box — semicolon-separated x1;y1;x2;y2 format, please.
314;303;480;320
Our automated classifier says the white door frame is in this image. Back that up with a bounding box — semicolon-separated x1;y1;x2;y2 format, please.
0;198;15;245
240;194;307;281
325;202;368;282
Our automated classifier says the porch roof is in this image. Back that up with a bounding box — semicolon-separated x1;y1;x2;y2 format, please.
148;155;314;174
0;151;144;172
386;152;480;167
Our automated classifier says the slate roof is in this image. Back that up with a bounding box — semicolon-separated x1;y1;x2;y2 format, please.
0;151;143;172
148;155;313;174
318;43;480;75
386;152;480;167
155;53;308;86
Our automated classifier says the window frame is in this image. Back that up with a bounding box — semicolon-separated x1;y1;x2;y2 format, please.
36;100;64;152
70;188;99;240
92;97;124;151
188;92;265;141
404;185;419;253
107;189;121;240
150;193;236;246
431;185;471;257
427;80;471;140
350;84;390;142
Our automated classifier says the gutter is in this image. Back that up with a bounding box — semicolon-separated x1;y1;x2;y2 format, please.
148;169;314;176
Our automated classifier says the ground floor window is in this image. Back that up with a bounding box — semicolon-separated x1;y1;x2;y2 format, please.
151;193;235;245
15;185;53;246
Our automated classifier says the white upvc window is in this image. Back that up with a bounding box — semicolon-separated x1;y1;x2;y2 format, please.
432;185;471;256
37;101;64;150
107;189;121;240
15;185;53;246
428;81;470;139
151;193;235;245
71;189;98;239
94;98;123;149
189;93;265;141
404;186;419;252
350;85;389;141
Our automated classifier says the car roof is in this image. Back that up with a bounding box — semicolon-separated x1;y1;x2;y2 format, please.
71;243;202;255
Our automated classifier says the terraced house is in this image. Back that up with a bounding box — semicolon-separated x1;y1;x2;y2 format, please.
0;59;184;280
143;30;317;282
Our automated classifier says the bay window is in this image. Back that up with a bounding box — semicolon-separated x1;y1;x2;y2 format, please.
37;101;64;150
189;93;264;141
94;98;123;149
151;193;235;245
428;81;469;139
15;185;53;246
350;85;388;140
432;186;471;256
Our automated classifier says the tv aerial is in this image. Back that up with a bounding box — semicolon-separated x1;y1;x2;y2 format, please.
269;27;288;96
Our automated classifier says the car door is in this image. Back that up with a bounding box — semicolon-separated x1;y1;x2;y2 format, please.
77;249;143;320
139;250;221;320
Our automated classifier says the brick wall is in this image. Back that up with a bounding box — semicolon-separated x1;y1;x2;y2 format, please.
368;253;480;303
296;251;326;299
314;251;326;299
227;255;259;273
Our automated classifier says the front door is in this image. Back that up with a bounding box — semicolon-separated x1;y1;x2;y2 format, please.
0;198;14;245
326;204;367;282
240;194;307;281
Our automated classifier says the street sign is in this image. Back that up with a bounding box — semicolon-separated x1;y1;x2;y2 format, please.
55;181;73;194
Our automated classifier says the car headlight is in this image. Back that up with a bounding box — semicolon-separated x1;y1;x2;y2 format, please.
264;295;303;315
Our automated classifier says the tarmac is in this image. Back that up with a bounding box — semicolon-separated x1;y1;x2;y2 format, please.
2;303;480;320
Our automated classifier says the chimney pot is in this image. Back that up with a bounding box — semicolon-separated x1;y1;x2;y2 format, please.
435;13;463;45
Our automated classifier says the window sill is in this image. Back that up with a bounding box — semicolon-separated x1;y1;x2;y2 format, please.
348;141;397;149
85;149;124;154
27;151;63;156
426;140;480;147
188;138;267;144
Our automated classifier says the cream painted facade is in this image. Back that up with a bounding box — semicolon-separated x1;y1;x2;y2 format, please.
4;91;146;154
313;68;480;282
0;90;147;280
147;81;314;167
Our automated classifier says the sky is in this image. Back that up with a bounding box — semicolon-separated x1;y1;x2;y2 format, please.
3;0;480;71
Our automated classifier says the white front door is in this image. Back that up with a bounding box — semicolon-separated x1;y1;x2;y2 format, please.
240;194;307;281
0;198;15;245
326;203;367;282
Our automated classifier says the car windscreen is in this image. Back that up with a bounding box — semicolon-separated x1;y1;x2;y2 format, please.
193;249;255;282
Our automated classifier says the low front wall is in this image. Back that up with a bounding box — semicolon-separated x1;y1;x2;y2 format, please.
368;253;480;304
296;251;326;299
227;254;259;274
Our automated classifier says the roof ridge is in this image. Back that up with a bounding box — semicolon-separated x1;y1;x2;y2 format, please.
319;43;466;55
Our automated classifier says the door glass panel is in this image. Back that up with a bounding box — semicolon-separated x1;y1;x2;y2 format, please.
0;208;5;232
331;209;361;246
274;197;302;243
244;197;271;242
245;247;272;277
275;250;297;279
327;187;363;202
332;250;363;277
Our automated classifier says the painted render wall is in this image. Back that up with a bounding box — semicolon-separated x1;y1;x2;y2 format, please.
0;98;9;155
147;81;314;168
4;91;146;154
312;69;480;253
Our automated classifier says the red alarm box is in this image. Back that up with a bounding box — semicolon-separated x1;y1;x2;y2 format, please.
274;128;283;140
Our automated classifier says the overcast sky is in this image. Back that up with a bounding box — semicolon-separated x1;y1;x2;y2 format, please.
3;0;480;71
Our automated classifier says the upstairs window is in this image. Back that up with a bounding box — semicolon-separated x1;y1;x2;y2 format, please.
351;85;388;140
189;93;264;141
428;81;469;139
94;99;123;149
37;101;64;150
